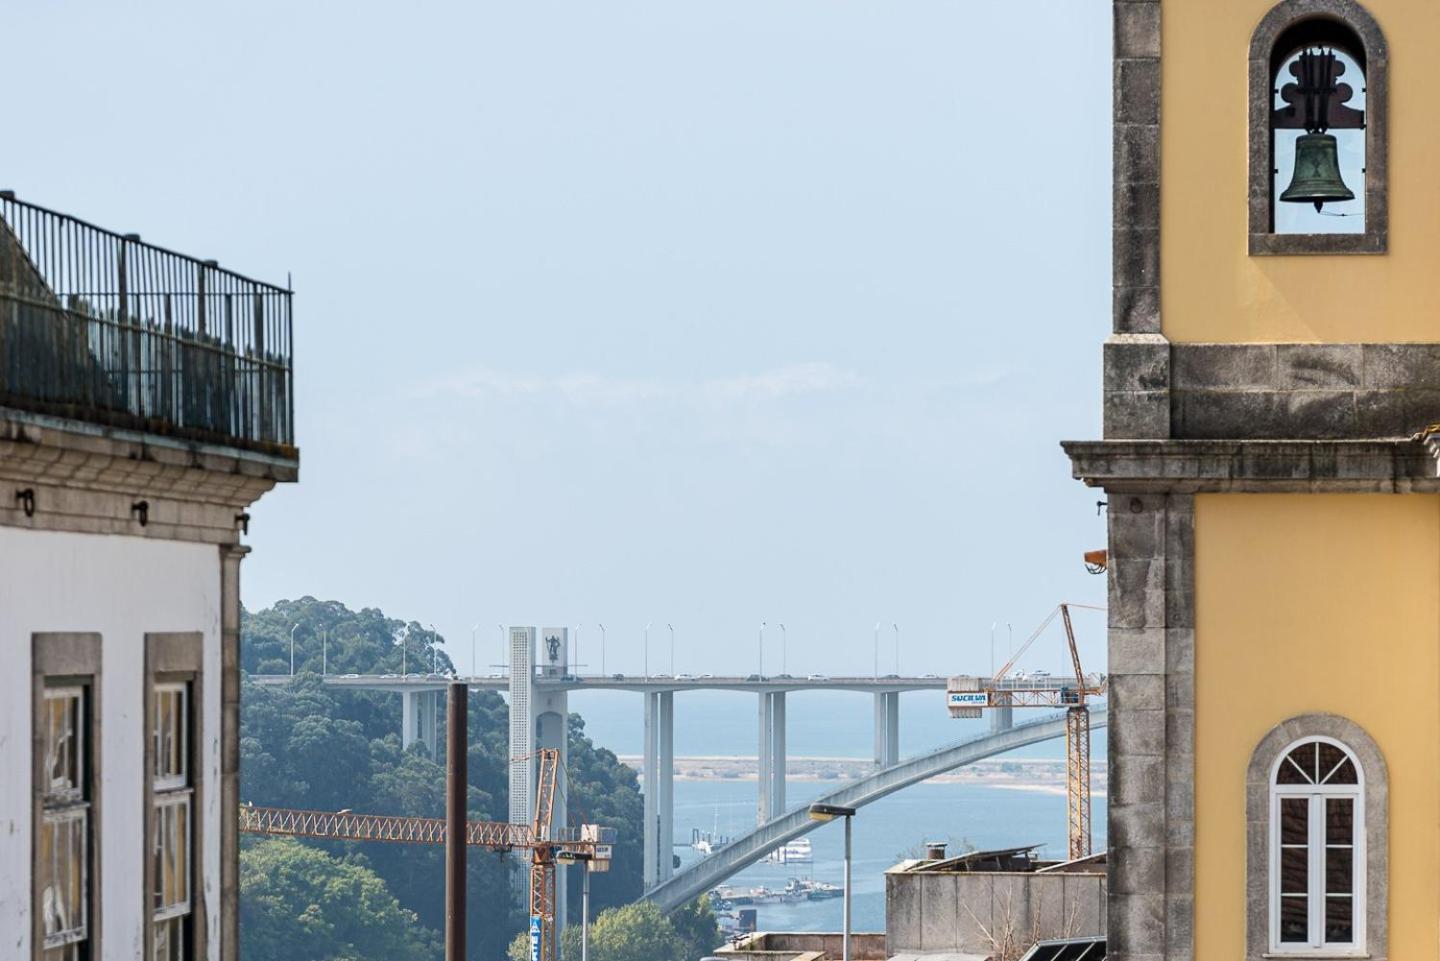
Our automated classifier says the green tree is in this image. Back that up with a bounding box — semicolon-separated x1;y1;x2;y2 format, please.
239;839;440;961
508;900;720;961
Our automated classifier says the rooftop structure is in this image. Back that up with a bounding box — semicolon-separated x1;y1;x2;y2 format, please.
0;191;294;457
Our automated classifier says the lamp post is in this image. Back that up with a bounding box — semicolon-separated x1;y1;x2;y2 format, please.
290;624;299;675
893;623;899;675
759;621;766;678
575;624;582;675
430;624;439;675
322;630;328;676
497;624;505;675
644;622;652;679
778;623;787;676
808;803;858;961
401;627;408;676
873;622;880;680
667;623;675;676
599;623;607;675
471;623;480;678
557;851;594;961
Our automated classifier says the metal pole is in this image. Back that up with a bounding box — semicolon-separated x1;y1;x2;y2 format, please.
497;624;506;674
759;622;766;677
445;682;467;961
668;623;674;676
843;815;852;961
645;622;651;678
322;631;327;676
779;624;786;676
431;624;439;675
599;624;606;675
893;623;899;675
581;861;591;961
471;624;479;678
290;624;298;675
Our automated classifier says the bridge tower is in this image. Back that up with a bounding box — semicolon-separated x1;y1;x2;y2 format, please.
510;626;571;929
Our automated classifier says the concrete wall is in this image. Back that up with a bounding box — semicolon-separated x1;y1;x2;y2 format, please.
1193;494;1440;960
885;870;1106;957
0;527;222;961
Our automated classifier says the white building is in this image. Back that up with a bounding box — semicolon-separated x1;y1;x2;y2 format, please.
0;192;298;961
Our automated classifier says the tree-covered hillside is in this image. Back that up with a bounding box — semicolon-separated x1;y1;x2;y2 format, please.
239;597;647;960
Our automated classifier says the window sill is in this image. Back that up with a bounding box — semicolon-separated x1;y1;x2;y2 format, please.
1249;231;1386;255
1263;952;1369;959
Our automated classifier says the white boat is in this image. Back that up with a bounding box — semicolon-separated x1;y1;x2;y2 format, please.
766;837;813;863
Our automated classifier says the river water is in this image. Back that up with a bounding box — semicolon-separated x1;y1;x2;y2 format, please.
568;690;1109;934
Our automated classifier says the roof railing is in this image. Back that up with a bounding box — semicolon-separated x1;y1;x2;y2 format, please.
0;192;294;454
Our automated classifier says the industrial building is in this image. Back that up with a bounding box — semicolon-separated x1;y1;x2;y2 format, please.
0;193;298;961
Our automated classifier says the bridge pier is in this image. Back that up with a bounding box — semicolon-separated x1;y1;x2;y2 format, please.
757;691;787;824
642;690;675;888
873;692;899;767
990;703;1013;733
401;689;440;756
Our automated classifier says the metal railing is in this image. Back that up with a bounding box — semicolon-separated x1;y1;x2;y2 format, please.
0;193;294;453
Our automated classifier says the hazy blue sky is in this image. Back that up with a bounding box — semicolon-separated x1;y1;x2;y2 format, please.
11;1;1112;680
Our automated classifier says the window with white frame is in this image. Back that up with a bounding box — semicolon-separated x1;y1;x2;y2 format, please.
1271;737;1364;954
40;685;90;961
151;683;191;961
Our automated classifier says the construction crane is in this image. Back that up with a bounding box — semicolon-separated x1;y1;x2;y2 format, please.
239;748;613;961
946;602;1106;860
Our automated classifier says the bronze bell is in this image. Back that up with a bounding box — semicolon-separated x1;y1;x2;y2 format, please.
1280;133;1354;211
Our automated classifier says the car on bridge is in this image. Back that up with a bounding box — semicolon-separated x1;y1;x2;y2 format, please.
807;673;827;681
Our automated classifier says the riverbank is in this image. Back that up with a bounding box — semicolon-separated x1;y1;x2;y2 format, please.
617;754;1107;794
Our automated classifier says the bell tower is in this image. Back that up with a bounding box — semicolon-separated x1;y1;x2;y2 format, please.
1069;1;1440;960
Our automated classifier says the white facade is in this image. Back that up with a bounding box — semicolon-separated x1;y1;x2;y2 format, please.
0;527;223;961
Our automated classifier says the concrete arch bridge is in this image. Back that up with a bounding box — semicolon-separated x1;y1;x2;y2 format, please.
642;708;1108;913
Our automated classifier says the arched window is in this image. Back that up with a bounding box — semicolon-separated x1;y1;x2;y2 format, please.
1249;0;1388;254
1247;715;1387;961
1270;737;1364;953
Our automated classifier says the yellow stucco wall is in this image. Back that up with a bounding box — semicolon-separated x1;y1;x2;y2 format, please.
1162;0;1440;343
1194;493;1440;958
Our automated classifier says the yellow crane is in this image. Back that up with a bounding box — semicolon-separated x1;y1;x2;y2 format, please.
946;603;1106;859
239;748;612;961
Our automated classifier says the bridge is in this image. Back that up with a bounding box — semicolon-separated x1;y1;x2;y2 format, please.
642;708;1107;911
250;625;1074;926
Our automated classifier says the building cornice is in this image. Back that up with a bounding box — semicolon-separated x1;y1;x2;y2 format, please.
1062;438;1439;492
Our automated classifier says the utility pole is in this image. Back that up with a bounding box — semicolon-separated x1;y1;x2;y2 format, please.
445;682;467;961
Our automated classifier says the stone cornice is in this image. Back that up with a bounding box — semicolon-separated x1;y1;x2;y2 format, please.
0;406;297;543
1062;438;1439;492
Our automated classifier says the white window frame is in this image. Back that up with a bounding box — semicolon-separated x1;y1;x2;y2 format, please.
152;683;188;792
1268;735;1367;957
40;686;90;953
151;680;192;952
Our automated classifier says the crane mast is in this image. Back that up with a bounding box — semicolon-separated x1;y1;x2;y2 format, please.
947;602;1105;860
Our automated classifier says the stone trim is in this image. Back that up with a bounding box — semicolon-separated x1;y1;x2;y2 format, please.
1063;438;1440;493
1114;1;1162;334
1247;0;1389;256
219;546;246;961
1105;491;1193;961
1171;343;1440;440
143;633;207;961
1244;715;1387;961
31;633;103;961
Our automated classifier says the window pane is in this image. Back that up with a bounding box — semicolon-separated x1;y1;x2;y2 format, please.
154;915;186;961
39;814;86;943
1326;844;1353;895
1278;747;1314;784
153;799;191;915
1280;895;1308;943
1325;895;1354;944
1326;797;1354;846
44;691;81;798
1324;757;1357;785
1280;798;1308;845
1280;848;1309;896
154;687;186;784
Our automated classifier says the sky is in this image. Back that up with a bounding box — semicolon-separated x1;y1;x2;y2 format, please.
9;1;1112;683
